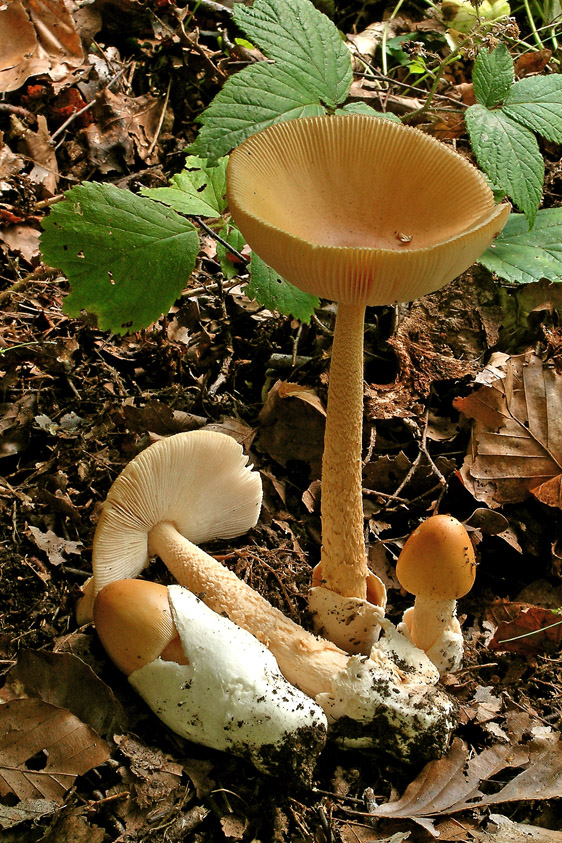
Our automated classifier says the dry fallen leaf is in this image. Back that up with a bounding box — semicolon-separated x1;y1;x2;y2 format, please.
25;527;83;567
456;351;562;509
489;606;562;655
258;380;326;477
0;0;84;93
1;650;127;740
0;698;109;801
371;723;562;834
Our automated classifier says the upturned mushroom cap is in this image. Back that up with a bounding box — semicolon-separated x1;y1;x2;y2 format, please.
396;514;476;600
90;430;262;603
227;114;510;306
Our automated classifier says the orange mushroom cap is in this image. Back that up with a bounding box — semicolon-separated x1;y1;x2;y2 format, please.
396;514;476;600
94;579;187;676
227;114;510;307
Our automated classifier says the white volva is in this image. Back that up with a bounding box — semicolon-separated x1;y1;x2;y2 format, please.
128;585;328;777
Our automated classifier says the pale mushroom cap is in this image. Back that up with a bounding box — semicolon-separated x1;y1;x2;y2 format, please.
395;514;476;599
227;114;510;305
92;430;262;597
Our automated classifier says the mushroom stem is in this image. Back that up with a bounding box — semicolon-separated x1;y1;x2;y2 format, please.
147;520;352;700
320;301;368;599
409;597;458;653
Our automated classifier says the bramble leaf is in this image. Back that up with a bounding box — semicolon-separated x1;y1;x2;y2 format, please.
465;103;543;226
40;183;199;334
246;252;319;322
232;0;352;108
472;43;514;108
503;74;562;143
189;62;326;162
141;156;228;217
336;102;401;120
190;0;352;160
479;208;562;284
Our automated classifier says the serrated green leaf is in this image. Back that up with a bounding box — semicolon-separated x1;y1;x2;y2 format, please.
465;103;543;226
335;102;401;121
40;183;199;335
479;208;562;284
189;62;326;161
472;43;514;108
246;252;319;322
503;74;562;143
233;0;352;108
140;156;228;217
216;224;246;280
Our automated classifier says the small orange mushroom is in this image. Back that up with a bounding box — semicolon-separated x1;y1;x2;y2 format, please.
396;514;476;672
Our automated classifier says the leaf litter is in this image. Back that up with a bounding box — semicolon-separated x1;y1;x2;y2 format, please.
1;0;562;840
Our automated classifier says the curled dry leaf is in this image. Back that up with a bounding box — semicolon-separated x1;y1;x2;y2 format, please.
0;699;109;802
371;726;562;832
0;0;84;93
455;351;562;509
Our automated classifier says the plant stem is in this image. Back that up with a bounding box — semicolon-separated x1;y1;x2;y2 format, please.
319;302;368;599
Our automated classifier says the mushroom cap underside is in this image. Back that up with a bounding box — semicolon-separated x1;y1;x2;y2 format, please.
92;430;262;596
395;514;476;599
227;114;510;306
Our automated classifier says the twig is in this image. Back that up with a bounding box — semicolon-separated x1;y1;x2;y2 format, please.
146;77;172;158
51;65;128;141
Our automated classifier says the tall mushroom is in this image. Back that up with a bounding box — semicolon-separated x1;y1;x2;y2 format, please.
226;114;509;653
94;579;329;780
85;429;456;763
396;514;477;674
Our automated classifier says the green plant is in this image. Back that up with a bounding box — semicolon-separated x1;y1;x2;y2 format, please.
40;0;562;336
465;42;562;226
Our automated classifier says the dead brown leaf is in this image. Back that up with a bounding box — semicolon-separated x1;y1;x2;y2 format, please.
0;0;84;93
456;351;562;508
371;722;562;832
489;606;562;655
258;380;326;477
1;650;127;740
0;698;109;801
25;526;83;567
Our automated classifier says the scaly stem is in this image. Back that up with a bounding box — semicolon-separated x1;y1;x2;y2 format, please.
320;302;367;599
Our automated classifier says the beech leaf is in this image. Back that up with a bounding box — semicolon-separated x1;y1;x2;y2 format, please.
455;351;562;508
0;698;109;802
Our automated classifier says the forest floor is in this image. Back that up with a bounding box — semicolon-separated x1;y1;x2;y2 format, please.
1;0;562;841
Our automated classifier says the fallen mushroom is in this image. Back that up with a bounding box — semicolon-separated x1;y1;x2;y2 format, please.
227;114;509;653
396;514;477;673
85;429;456;763
76;428;263;623
94;579;328;780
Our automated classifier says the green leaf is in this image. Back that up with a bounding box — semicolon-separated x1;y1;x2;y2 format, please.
246;252;319;321
472;43;514;108
503;74;562;143
479;208;562;284
189;62;326;161
216;224;246;280
141;156;228;217
233;0;352;108
336;102;401;121
465;103;543;226
40;183;199;334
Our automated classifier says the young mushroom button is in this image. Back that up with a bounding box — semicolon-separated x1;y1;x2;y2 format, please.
227;114;509;654
396;514;477;673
